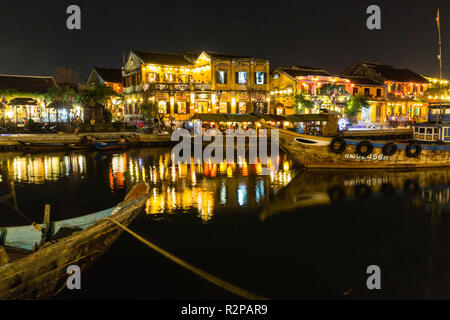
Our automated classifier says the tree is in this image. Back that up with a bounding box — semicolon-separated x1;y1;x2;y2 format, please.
44;86;80;123
139;100;158;121
294;93;314;114
344;94;370;119
419;81;450;102
53;67;80;85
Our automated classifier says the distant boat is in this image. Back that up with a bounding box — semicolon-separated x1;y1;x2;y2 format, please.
93;141;129;151
0;182;149;300
18;141;70;152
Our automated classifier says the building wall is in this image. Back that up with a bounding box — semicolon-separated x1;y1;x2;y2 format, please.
122;51;270;123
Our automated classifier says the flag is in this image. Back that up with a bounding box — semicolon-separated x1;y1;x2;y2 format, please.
436;9;440;29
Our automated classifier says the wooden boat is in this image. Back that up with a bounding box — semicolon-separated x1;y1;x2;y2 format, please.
262;103;450;169
18;141;70;152
0;182;149;300
263;124;450;169
93;141;129;151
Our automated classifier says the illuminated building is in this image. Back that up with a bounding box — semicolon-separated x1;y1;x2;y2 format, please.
270;65;352;115
86;67;125;121
341;61;430;124
122;50;270;124
0;74;58;124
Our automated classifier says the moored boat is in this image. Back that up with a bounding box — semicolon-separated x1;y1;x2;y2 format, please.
18;141;70;152
93;141;129;151
263;103;450;169
0;182;149;299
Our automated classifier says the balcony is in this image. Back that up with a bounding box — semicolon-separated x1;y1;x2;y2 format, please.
124;84;142;94
194;83;211;91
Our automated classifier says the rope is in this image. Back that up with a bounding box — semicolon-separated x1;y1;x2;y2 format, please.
0;192;13;203
104;217;268;300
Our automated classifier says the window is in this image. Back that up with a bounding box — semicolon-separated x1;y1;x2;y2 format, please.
216;71;227;84
177;102;187;114
255;72;266;85
364;88;370;96
352;87;358;95
219;102;228;113
238;102;247;113
236;71;248;85
164;73;174;82
376;88;381;97
147;72;156;83
158;101;167;114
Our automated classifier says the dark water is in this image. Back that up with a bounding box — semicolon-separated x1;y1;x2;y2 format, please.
0;148;449;299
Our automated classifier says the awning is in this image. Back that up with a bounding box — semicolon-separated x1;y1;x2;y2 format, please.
192;113;261;123
192;114;228;122
8;98;38;106
258;114;286;122
191;113;330;123
284;114;329;122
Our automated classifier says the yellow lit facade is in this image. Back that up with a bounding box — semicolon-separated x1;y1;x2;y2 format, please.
122;50;270;123
270;66;353;116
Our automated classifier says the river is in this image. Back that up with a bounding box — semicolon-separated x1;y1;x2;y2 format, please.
0;148;449;299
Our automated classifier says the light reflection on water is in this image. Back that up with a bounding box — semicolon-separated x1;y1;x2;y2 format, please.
0;149;294;222
1;148;449;299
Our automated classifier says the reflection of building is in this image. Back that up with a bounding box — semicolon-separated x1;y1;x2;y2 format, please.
105;149;292;221
270;66;352;116
2;153;86;184
122;50;270;124
341;61;430;124
0;74;58;124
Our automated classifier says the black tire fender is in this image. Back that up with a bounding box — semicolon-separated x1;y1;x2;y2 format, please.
329;138;346;154
355;140;373;157
382;142;398;156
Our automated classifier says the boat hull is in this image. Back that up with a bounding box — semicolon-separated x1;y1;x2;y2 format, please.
266;125;450;169
0;182;149;300
93;142;129;151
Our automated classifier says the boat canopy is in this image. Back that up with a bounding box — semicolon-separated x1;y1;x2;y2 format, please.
192;113;260;122
192;113;329;123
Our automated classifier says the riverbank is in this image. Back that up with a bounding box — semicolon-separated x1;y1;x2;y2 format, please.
0;132;173;151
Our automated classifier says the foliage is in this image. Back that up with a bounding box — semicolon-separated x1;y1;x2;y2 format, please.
0;88;46;101
344;94;370;118
78;84;121;107
319;84;348;96
418;82;450;102
294;93;314;114
44;86;80;109
139;101;158;120
53;67;80;85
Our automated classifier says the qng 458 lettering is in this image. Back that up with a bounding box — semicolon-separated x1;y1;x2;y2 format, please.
344;153;389;161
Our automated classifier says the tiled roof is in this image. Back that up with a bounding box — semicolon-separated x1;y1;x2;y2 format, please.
343;75;383;86
94;67;122;83
342;61;429;84
132;50;193;66
279;66;331;78
0;74;57;94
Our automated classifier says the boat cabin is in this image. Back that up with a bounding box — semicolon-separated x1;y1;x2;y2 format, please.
413;103;450;143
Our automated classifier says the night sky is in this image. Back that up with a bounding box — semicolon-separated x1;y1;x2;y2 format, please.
0;0;448;81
